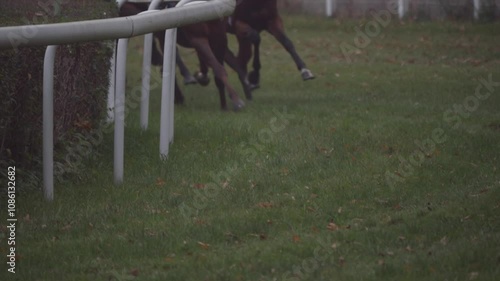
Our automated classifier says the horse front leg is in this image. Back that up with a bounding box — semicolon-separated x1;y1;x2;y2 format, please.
266;17;315;81
224;47;252;100
194;52;211;86
191;38;245;111
176;49;197;85
174;77;185;105
248;31;261;89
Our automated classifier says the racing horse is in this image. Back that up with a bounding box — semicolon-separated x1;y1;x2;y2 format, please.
119;1;251;111
195;0;315;90
231;0;315;88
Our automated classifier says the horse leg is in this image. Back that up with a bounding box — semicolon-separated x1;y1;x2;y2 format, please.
193;52;210;86
237;37;251;83
266;17;315;81
234;21;262;90
224;48;252;100
190;38;244;111
176;49;197;85
174;77;185;105
248;31;261;89
152;30;166;67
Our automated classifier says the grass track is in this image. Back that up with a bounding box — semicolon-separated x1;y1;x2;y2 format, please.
1;16;500;280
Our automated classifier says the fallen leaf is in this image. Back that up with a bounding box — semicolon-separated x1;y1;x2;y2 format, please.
194;218;207;225
257;202;274;208
130;268;139;277
307;206;316;213
339;256;346;266
156;177;166;186
327;222;339;231
61;223;72;231
197;241;210;250
292;235;300;243
440;236;448;246
193;183;205;189
469;272;479;280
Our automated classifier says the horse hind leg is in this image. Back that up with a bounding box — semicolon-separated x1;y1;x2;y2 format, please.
214;77;227;111
267;17;315;81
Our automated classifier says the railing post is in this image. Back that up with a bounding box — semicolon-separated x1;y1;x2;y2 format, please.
114;38;128;185
473;0;481;20
169;28;177;144
140;0;163;130
160;28;176;159
325;0;335;17
398;0;407;19
43;45;57;201
159;0;206;159
108;0;128;123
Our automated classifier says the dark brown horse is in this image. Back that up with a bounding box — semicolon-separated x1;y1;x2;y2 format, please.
231;0;315;88
120;2;251;111
193;0;314;90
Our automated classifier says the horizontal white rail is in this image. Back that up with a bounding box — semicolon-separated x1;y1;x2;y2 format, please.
0;0;235;49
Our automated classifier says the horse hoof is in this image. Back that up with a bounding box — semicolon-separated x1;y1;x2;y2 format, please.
194;71;210;86
184;75;197;85
249;83;260;91
243;90;253;101
232;99;245;111
301;68;315;81
248;70;260;85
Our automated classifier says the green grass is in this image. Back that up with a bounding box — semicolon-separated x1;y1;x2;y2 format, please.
2;16;500;280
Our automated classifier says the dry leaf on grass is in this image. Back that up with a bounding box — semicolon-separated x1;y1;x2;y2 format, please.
197;241;210;250
156;177;166;186
327;222;339;231
257;202;274;208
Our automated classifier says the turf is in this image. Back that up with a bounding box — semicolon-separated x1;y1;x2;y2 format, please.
1;15;500;280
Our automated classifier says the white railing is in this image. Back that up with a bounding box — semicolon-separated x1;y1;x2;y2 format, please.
0;0;236;200
323;0;489;19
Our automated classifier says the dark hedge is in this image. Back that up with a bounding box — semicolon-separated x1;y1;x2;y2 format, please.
0;0;119;191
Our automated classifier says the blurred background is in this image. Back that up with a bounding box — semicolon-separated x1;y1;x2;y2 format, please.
278;0;500;20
